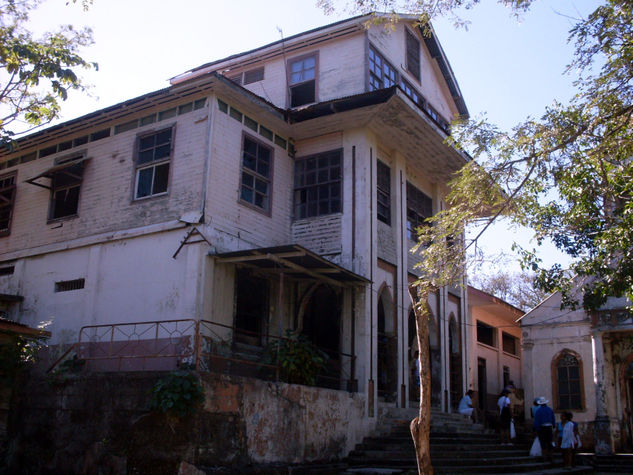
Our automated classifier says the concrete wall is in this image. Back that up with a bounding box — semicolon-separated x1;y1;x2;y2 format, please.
3;229;203;345
6;371;370;474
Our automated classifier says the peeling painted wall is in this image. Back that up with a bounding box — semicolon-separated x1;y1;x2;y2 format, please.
5;371;370;473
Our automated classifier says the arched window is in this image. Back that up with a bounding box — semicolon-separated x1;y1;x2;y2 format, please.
553;350;584;410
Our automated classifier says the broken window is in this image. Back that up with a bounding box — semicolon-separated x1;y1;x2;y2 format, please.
240;135;272;211
405;28;421;81
288;53;317;107
0;173;16;235
243;67;265;84
25;155;87;221
406;182;432;240
369;46;397;91
293;149;342;219
377;160;391;225
49;162;84;220
234;268;269;345
135;128;173;199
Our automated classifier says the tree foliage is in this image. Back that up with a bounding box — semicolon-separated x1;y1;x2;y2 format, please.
470;269;548;311
417;0;633;312
0;0;96;149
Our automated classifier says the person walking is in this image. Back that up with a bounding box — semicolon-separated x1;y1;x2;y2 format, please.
560;412;580;469
534;397;556;463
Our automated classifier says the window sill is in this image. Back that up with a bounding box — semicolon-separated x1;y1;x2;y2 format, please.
502;350;521;360
477;341;498;351
293;212;343;223
133;191;168;203
238;199;271;217
47;214;78;225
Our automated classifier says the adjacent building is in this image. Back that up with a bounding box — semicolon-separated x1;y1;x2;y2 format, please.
521;284;633;453
467;286;523;416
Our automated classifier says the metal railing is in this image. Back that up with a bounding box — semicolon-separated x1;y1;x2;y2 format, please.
48;318;357;392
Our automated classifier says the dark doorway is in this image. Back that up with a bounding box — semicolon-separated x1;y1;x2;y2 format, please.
302;285;340;356
449;316;462;410
234;268;269;346
478;357;487;411
625;360;633;451
378;289;397;402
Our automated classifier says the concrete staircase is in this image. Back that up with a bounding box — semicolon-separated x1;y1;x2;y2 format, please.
577;453;633;472
342;407;594;474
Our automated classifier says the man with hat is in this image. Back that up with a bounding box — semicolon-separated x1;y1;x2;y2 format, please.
534;397;556;462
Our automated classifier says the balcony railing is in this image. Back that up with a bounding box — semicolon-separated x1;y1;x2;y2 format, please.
49;319;357;392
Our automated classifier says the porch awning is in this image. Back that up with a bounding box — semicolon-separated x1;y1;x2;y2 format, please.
212;244;370;287
25;156;89;190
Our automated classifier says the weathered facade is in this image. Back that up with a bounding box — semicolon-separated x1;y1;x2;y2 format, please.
521;286;633;453
0;14;473;464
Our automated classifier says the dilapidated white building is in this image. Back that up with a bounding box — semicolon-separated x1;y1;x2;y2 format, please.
521;284;633;453
0;14;474;462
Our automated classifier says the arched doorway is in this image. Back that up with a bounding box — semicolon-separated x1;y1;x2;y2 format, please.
378;287;397;402
449;315;462;410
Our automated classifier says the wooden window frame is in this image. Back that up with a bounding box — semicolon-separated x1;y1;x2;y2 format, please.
239;133;273;215
133;126;174;201
243;66;265;85
368;45;398;91
552;349;585;412
406;181;432;240
405;27;421;82
377;160;391;225
48;163;84;222
293;149;342;219
287;51;319;108
0;172;17;236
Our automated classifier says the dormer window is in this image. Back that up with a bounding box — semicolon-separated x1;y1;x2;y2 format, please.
288;53;317;107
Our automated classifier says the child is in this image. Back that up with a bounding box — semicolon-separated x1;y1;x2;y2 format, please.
560;412;578;469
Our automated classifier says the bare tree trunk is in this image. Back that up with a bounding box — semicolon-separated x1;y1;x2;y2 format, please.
408;285;433;475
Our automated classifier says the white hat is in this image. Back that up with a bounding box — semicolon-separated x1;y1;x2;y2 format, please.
536;397;549;405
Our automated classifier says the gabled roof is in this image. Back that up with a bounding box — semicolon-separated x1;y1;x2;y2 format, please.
171;13;469;117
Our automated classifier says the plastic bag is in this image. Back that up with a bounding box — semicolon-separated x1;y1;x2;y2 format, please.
510;420;516;439
530;437;542;457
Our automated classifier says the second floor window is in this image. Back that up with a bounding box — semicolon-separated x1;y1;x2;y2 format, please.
369;46;397;91
135;128;173;199
476;321;495;347
406;182;432;240
502;332;518;355
50;162;84;220
377;160;391;225
289;53;317;107
240;135;272;211
294;149;341;219
0;173;16;235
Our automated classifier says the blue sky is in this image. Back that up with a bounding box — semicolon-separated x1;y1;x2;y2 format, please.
27;0;604;274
